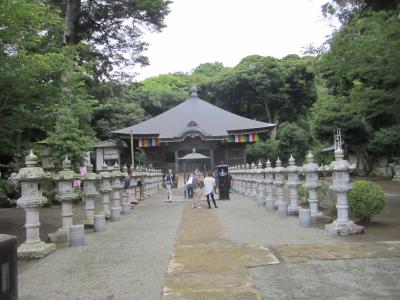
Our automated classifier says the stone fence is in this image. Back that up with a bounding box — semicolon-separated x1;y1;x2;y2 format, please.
229;148;364;236
12;150;164;259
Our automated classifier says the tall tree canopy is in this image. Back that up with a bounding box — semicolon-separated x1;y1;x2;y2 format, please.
54;0;171;79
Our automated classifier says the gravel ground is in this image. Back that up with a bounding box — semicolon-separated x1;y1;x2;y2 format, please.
18;192;184;300
216;193;341;247
249;257;400;300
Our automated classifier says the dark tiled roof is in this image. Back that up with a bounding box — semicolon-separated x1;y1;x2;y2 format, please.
113;94;275;139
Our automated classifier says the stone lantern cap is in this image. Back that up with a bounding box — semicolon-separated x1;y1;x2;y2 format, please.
274;158;285;173
122;164;128;175
98;162;112;179
286;155;300;173
264;159;274;173
16;150;45;182
111;162;124;179
302;151;320;173
53;156;75;181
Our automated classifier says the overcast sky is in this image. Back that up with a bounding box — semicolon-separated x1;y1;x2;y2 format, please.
132;0;336;81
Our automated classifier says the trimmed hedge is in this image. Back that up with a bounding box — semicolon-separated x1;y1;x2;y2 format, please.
349;180;385;222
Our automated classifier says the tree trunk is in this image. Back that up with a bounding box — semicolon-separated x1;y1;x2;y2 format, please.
63;0;81;46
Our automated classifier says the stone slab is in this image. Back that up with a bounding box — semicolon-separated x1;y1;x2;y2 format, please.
272;241;400;263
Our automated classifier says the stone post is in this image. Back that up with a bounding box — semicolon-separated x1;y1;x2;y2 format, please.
256;162;266;207
325;147;364;235
264;159;275;210
111;162;123;220
98;162;112;219
246;163;252;197
130;168;139;204
49;156;75;243
286;155;300;215
121;164;131;215
81;162;99;228
273;158;287;209
250;162;258;199
302;151;330;223
15;150;56;259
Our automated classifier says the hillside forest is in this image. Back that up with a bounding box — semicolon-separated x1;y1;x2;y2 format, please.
1;0;399;177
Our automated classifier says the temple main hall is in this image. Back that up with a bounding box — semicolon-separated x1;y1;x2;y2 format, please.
113;89;275;172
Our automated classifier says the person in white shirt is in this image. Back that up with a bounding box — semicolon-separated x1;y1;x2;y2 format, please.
186;173;194;199
204;172;218;209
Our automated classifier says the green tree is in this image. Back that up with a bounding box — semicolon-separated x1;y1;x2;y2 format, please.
201;55;317;125
133;74;194;117
54;0;171;78
277;122;310;164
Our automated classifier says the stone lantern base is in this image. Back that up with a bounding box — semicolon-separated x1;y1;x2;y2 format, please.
325;220;364;236
48;228;69;243
288;206;300;216
311;211;332;224
18;241;56;259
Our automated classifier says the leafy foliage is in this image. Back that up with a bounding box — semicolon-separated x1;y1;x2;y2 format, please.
349;180;385;222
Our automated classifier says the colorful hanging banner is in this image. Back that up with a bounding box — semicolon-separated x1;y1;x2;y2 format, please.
227;133;260;143
138;138;160;148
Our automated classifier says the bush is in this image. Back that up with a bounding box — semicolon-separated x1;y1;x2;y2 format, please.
349;180;385;222
0;178;18;207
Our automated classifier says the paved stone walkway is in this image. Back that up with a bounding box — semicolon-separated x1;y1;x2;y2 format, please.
18;193;184;300
11;188;400;299
162;203;279;299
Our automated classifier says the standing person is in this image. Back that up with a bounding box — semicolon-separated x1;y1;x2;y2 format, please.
186;173;194;199
164;170;173;203
204;172;218;209
212;171;219;195
124;169;132;197
191;171;202;208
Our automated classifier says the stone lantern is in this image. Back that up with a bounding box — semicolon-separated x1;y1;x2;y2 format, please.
264;159;275;210
256;161;266;207
325;146;364;235
98;162;112;219
285;155;300;215
250;162;258;199
111;162;123;219
15;150;56;259
81;162;99;227
245;163;251;197
302;151;329;222
273;158;287;208
49;156;76;242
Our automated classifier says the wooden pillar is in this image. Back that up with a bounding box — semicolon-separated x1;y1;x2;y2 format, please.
174;150;179;172
210;149;215;170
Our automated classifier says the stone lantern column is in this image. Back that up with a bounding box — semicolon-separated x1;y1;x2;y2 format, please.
264;159;275;210
325;147;364;235
286;155;300;215
16;150;56;259
50;156;76;242
81;162;99;228
302;151;329;222
256;162;266;207
98;162;112;219
130;168;138;204
111;163;123;218
245;163;251;197
122;164;129;204
273;158;286;207
250;162;258;199
240;164;246;195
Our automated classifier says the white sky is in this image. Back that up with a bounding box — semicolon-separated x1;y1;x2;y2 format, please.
132;0;336;81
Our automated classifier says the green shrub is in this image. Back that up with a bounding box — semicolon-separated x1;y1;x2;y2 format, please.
349;180;385;222
0;178;18;207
